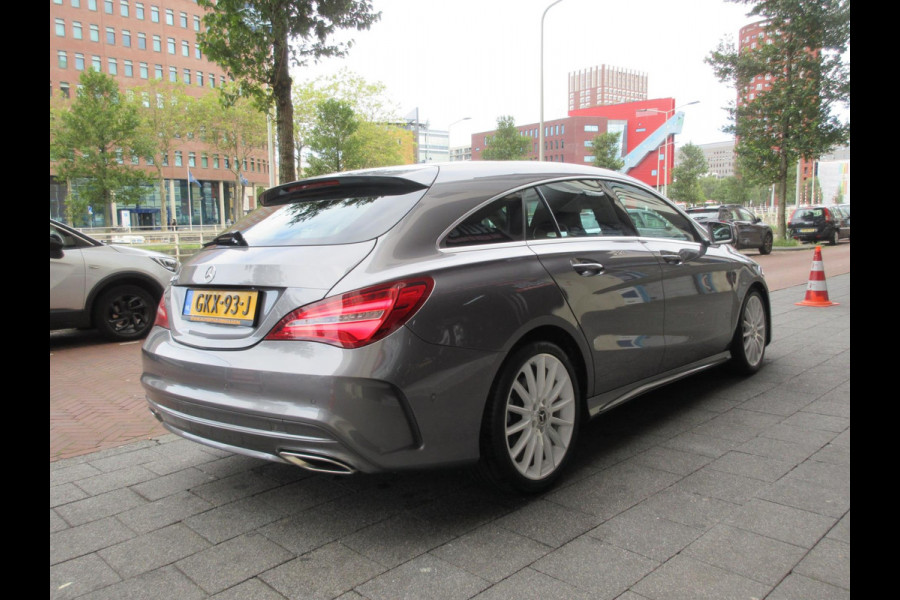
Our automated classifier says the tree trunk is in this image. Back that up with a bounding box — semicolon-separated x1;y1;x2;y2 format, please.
158;174;169;230
273;29;295;184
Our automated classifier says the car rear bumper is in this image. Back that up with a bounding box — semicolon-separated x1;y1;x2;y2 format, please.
141;326;501;474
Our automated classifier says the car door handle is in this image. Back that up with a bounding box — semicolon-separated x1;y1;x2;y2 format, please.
661;253;683;265
570;259;604;276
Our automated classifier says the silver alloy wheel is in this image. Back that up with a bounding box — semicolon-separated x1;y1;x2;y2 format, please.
504;353;576;480
741;294;766;368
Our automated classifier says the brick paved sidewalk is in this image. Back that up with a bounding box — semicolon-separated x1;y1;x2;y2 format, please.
50;334;165;462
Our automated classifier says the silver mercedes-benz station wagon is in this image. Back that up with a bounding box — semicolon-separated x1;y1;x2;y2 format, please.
141;161;770;493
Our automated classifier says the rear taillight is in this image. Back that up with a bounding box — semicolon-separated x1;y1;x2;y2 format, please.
265;278;434;348
824;209;833;222
153;295;169;329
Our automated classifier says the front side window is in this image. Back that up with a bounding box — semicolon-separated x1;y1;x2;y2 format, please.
607;181;699;242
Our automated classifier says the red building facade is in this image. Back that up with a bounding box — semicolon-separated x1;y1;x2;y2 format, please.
471;98;681;191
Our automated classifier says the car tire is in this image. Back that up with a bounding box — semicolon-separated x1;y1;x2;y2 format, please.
759;232;773;255
92;285;157;341
829;228;840;246
478;341;581;493
728;290;767;375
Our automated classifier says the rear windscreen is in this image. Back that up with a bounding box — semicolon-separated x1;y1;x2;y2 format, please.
226;188;428;246
686;210;719;220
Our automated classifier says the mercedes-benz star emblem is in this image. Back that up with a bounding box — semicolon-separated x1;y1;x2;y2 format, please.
204;266;216;282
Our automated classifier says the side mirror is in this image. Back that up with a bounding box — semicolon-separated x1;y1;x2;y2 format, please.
50;234;64;259
706;221;735;245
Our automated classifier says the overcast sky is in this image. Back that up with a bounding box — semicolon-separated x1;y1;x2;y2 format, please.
294;0;761;148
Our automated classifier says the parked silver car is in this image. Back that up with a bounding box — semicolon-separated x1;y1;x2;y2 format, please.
141;162;770;492
50;219;178;341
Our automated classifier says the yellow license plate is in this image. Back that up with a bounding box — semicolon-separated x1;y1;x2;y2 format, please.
183;289;259;326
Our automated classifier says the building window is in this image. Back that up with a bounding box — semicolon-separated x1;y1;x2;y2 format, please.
154;64;163;79
88;0;96;9
60;82;71;98
106;27;115;44
91;56;102;72
195;43;202;59
139;62;148;79
124;59;133;77
135;2;143;19
152;35;160;52
150;5;159;22
183;69;191;84
75;53;85;71
193;15;200;31
169;66;177;82
55;19;65;37
584;125;599;132
180;12;188;27
224;157;230;169
104;0;113;14
209;74;215;88
161;153;168;166
122;30;131;47
174;151;183;167
213;155;219;168
201;154;208;168
73;21;82;39
182;40;189;56
165;8;174;25
120;0;128;17
108;57;117;74
58;51;68;69
188;152;196;167
89;24;99;42
196;72;203;87
167;37;175;54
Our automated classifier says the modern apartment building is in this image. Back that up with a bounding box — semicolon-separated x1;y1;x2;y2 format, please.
568;65;648;111
50;0;269;228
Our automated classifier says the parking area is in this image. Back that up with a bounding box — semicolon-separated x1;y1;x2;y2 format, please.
50;275;850;600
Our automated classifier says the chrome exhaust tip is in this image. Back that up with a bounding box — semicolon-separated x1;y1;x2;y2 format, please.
278;451;356;475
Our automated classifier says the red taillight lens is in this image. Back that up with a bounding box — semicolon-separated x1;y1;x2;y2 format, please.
153;294;169;329
824;209;833;222
265;278;434;348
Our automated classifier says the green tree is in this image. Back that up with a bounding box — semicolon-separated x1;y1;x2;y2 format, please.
590;132;625;170
293;69;403;177
196;84;268;223
197;0;380;184
306;98;360;176
50;70;153;225
707;0;850;239
134;80;195;230
669;143;708;205
482;116;531;160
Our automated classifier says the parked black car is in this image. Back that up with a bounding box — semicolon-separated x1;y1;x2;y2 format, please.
788;205;850;245
685;205;773;254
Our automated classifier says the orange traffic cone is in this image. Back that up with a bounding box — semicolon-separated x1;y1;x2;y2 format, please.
796;245;838;307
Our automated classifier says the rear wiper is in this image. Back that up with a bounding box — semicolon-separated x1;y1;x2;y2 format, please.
203;230;248;247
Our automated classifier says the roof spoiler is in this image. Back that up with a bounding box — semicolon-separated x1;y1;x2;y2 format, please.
259;167;439;207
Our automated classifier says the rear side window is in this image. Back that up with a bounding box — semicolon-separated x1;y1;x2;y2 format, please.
442;191;525;248
529;179;636;239
231;188;428;246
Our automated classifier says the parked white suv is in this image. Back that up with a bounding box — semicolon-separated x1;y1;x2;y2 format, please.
50;219;178;341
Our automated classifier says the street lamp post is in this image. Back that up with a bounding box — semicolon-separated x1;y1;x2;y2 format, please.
645;101;699;197
539;0;563;162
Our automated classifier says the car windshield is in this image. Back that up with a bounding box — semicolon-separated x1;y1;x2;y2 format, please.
225;188;428;246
